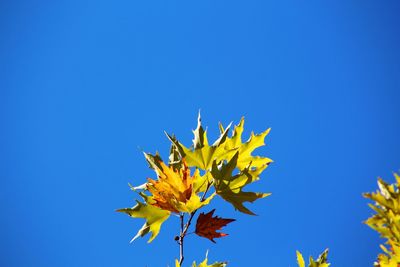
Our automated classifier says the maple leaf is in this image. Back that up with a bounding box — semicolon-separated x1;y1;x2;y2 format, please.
116;193;170;243
166;113;234;171
166;115;271;215
195;209;235;243
168;134;184;171
296;249;330;267
144;152;214;213
219;117;272;170
166;134;213;194
212;152;270;215
168;115;272;173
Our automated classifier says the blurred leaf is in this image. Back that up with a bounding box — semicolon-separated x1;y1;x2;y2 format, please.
296;251;305;267
296;250;330;267
365;172;400;266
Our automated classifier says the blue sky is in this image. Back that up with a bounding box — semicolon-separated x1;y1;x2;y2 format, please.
1;1;400;266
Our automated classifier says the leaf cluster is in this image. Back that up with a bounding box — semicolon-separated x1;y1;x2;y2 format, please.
364;173;400;266
116;113;400;267
117;114;271;265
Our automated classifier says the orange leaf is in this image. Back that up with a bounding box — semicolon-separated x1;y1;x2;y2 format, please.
146;159;193;213
195;209;235;243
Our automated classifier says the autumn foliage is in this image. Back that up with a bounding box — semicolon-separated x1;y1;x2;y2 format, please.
364;173;400;267
118;114;271;266
117;113;399;266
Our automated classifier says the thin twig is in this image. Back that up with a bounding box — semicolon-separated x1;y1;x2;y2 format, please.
182;182;211;235
179;213;184;265
178;182;212;265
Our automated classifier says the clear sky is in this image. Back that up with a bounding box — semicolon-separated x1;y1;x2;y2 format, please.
1;1;400;266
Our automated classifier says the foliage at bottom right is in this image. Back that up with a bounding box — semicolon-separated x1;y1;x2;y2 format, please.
297;172;400;267
364;172;400;267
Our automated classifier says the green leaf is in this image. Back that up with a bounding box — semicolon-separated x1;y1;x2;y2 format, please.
212;152;270;215
192;170;213;193
168;134;183;171
143;152;164;174
116;194;170;243
193;111;207;150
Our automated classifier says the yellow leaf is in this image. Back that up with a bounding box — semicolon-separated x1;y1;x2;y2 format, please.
296;251;305;267
166;113;233;170
220;117;272;170
296;249;330;267
192;169;212;193
364;172;400;257
192;252;227;267
116;194;170;243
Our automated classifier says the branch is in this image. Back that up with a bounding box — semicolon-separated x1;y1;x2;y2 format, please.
179;214;184;264
178;182;212;265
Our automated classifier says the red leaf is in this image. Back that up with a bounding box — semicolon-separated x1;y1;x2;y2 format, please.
195;209;235;243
